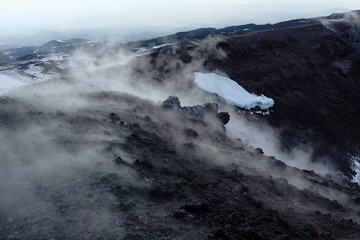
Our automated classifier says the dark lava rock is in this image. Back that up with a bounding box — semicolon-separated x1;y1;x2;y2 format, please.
148;185;174;200
244;196;263;209
214;229;230;240
125;130;175;154
108;112;121;123
100;173;121;185
183;142;197;149
119;201;136;212
353;196;360;205
302;224;319;238
173;209;187;218
185;128;199;138
129;123;140;130
182;202;210;214
255;147;264;154
332;60;352;75
162;96;181;109
180;103;219;120
123;233;143;240
133;159;154;169
240;229;264;240
113;156;129;166
272;160;287;170
217;112;230;125
202;102;219;113
162;96;225;124
233;183;249;194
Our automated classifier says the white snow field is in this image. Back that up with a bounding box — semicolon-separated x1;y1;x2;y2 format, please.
194;72;274;109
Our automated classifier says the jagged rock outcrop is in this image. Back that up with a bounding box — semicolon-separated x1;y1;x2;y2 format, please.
216;112;230;125
162;96;230;125
161;96;181;110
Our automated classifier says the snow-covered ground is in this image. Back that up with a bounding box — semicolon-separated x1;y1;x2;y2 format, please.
24;64;60;81
0;54;66;95
194;72;274;109
0;72;32;95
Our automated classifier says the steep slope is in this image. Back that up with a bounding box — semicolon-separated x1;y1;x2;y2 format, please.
0;89;360;239
211;21;360;175
131;15;360;176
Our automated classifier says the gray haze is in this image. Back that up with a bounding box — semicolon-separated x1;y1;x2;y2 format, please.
0;0;358;47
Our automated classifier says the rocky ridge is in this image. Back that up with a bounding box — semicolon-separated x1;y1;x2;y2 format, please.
0;91;359;239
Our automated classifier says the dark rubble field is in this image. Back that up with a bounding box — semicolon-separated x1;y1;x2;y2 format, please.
0;90;360;239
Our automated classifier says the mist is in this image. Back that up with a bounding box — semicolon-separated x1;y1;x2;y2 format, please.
1;25;360;237
8;37;339;179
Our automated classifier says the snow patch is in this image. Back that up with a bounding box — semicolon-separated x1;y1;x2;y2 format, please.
329;18;345;22
350;155;360;184
152;42;177;49
194;72;274;110
56;40;66;43
135;47;149;54
133;43;177;54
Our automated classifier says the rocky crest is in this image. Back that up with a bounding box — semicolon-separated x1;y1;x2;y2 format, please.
162;96;230;125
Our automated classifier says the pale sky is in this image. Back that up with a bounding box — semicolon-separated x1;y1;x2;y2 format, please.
0;0;359;36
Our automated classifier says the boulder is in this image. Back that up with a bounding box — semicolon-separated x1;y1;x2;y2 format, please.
217;112;230;125
162;96;181;109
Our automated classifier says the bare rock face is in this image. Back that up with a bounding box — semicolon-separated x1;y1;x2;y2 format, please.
162;96;181;110
162;96;230;125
